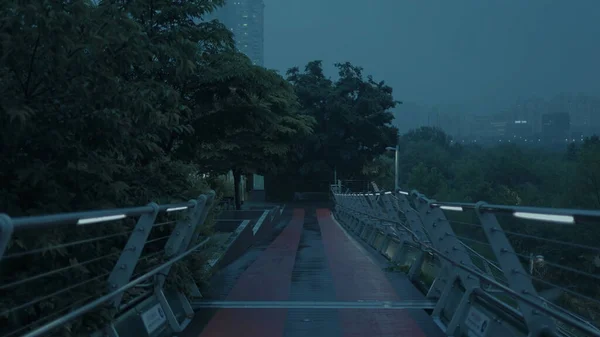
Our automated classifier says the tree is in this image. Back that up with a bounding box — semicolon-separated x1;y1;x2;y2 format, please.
573;136;600;208
0;1;235;335
1;1;152;213
0;0;234;214
285;60;399;185
362;154;395;189
179;52;315;209
401;126;452;148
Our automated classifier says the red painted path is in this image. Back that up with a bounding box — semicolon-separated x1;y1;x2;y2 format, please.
196;207;436;337
198;208;305;337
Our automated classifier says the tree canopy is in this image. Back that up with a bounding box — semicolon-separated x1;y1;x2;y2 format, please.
285;60;399;183
0;1;314;335
0;0;315;214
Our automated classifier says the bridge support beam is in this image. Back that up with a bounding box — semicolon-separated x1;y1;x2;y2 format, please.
475;201;556;337
106;202;160;307
412;192;484;335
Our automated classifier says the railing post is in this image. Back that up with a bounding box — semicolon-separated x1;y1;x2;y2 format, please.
353;194;372;237
155;194;214;333
363;193;386;245
106;203;159;307
0;214;14;263
394;192;428;242
400;194;430;281
188;191;215;249
414;193;478;289
413;192;481;335
474;201;555;337
348;194;364;232
376;192;412;259
156;196;208;289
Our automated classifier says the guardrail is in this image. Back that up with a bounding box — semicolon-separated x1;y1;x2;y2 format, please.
0;194;287;337
0;193;218;337
331;187;600;337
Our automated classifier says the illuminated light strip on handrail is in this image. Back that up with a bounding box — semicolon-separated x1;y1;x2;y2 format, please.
399;191;409;195
439;205;464;212
384;191;392;195
513;212;575;224
333;204;600;337
76;214;126;225
166;206;188;212
22;237;211;337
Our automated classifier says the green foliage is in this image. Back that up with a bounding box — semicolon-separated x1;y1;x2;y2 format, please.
362;154;395;189
182;52;315;176
285;60;399;182
0;0;296;335
176;51;315;208
0;0;321;332
407;163;447;197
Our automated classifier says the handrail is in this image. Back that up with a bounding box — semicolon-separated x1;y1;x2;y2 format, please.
0;192;216;337
22;238;211;337
332;189;600;337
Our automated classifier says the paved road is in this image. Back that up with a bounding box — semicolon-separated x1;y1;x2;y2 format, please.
180;204;446;337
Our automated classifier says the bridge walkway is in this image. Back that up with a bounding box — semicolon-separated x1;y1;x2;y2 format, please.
180;204;445;337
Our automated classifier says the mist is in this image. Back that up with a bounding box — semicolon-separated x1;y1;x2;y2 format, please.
264;0;600;115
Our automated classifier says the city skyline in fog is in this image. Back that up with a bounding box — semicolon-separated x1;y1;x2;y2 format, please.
262;0;600;114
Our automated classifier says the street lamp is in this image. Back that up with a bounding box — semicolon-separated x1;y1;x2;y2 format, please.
385;145;399;191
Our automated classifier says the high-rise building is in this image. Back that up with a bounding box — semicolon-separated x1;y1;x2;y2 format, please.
542;113;570;142
469;114;508;140
209;0;265;66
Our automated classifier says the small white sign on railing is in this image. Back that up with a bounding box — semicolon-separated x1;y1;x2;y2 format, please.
465;306;490;337
141;303;167;335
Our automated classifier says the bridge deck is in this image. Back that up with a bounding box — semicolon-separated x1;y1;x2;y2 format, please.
180;205;446;337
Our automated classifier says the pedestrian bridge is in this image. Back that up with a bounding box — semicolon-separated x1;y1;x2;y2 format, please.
0;184;599;337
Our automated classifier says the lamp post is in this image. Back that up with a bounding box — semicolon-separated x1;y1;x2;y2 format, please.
385;144;399;191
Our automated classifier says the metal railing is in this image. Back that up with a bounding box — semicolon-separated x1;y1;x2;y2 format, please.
0;192;216;337
331;185;600;337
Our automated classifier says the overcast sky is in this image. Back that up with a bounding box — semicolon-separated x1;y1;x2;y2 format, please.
263;0;600;112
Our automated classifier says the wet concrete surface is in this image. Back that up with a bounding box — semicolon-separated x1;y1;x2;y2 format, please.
331;215;447;337
182;204;446;337
283;205;343;337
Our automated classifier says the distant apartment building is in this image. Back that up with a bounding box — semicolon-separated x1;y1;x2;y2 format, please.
469;114;508;140
209;0;265;66
542;113;570;142
508;120;533;139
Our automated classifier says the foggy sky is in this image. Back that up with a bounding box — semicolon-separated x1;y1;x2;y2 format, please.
263;0;600;113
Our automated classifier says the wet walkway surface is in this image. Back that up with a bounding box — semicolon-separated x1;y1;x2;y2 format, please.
182;204;446;337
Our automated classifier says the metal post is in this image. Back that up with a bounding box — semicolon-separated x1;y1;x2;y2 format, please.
334;167;337;186
474;201;555;337
106;203;159;307
413;192;482;334
394;144;400;191
386;143;401;191
156;197;207;289
188;191;215;248
0;214;14;262
155;194;214;333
